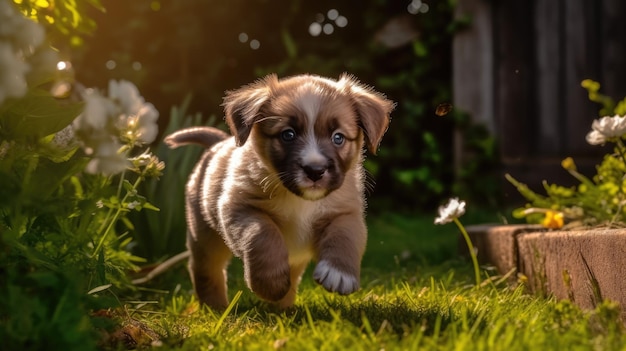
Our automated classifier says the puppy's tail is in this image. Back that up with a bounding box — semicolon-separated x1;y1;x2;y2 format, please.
164;127;230;149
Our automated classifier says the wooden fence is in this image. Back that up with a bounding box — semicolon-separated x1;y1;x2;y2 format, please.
453;0;626;199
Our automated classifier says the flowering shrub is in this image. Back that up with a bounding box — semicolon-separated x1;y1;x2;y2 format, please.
0;1;163;348
508;80;626;229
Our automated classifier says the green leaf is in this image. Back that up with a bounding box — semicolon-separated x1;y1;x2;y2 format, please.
0;91;83;140
120;216;135;230
281;29;298;59
142;201;160;211
412;40;428;57
122;179;135;193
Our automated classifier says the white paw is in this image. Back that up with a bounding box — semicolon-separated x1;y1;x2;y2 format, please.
313;260;359;295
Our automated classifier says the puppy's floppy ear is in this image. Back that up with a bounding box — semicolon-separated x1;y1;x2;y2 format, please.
339;73;395;154
222;74;278;146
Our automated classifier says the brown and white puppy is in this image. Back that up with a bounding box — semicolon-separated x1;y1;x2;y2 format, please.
165;74;394;309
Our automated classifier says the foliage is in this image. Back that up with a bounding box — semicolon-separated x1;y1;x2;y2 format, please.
0;2;164;348
508;80;626;228
13;0;105;47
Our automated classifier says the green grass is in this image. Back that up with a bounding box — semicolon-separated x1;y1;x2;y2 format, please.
104;211;626;350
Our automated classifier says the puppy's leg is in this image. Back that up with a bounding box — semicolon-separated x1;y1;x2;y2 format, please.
313;213;366;295
187;229;232;310
235;212;291;302
275;262;308;309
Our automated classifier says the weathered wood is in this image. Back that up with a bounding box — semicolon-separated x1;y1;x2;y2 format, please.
563;0;600;156
601;0;626;103
493;0;535;161
452;0;494;134
454;0;626;203
535;0;563;156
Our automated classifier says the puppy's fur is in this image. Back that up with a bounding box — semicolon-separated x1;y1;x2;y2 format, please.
165;74;394;309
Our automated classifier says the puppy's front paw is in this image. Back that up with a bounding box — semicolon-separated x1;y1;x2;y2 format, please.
313;260;359;295
247;262;291;302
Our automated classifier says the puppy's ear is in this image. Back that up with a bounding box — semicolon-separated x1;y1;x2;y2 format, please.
222;74;278;146
339;74;395;154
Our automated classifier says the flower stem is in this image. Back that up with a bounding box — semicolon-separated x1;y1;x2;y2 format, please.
454;217;481;287
92;175;143;257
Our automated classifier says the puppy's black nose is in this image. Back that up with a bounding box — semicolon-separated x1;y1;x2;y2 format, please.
303;164;327;181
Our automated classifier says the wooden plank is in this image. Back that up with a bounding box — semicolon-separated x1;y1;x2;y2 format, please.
494;0;535;161
534;0;562;156
601;0;626;104
563;0;601;156
452;0;494;134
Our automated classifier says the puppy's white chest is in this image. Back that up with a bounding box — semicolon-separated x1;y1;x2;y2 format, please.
274;195;322;265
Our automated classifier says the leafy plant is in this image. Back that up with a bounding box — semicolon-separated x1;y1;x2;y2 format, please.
508;80;626;228
0;2;165;348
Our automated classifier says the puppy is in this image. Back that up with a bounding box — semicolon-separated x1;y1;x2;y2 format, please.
165;73;394;309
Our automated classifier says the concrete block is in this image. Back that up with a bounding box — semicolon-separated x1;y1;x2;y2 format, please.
464;224;543;274
517;228;626;312
464;224;626;318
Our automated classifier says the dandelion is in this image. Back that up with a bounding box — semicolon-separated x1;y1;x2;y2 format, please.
585;115;626;145
434;197;466;224
435;198;481;286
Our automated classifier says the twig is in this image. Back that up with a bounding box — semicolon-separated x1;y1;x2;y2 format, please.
132;250;191;285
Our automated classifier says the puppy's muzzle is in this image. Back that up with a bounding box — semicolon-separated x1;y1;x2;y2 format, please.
302;163;327;182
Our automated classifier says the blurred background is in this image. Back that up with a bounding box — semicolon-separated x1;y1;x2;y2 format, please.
20;0;626;259
68;0;473;214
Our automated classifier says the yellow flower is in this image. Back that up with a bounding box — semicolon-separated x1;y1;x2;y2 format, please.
561;157;576;171
542;210;564;229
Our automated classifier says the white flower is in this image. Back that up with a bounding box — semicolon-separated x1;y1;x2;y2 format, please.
0;0;49;105
79;90;116;129
135;103;159;144
72;79;159;174
126;201;141;210
434;197;466;225
0;42;29;103
84;139;129;175
108;80;144;115
585;115;626;145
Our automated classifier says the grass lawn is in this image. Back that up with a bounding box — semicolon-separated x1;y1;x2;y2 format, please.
104;209;626;350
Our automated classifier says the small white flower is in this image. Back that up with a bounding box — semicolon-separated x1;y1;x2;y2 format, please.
80;91;115;129
108;80;144;115
135;103;159;144
586;115;626;145
126;201;141;210
84;139;129;175
434;197;466;225
85;155;129;175
0;0;50;105
585;130;606;145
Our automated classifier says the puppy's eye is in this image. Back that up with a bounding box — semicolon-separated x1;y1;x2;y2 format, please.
281;129;297;142
332;132;345;146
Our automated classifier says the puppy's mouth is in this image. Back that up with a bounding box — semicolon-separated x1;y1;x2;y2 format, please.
282;162;342;201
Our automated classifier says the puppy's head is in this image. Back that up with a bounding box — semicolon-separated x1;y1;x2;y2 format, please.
223;74;394;200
